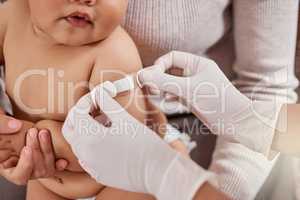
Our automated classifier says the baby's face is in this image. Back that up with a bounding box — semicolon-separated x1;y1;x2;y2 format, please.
28;0;128;46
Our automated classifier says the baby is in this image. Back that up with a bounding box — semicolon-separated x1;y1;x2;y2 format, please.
0;0;188;199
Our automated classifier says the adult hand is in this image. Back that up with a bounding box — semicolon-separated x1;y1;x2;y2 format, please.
0;108;23;164
138;51;282;156
0;124;68;185
62;86;216;200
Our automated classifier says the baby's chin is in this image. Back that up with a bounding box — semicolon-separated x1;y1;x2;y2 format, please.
50;31;106;46
55;35;103;46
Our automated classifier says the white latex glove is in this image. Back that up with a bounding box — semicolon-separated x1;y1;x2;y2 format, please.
138;51;282;156
62;86;216;200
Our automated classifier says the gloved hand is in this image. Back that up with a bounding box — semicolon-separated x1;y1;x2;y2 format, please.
138;51;282;156
62;85;216;200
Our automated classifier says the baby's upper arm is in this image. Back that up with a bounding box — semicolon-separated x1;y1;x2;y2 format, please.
0;1;11;64
90;28;143;82
89;27;147;123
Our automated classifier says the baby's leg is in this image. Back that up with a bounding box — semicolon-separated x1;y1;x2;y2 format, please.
34;120;84;172
34;120;104;199
26;180;68;200
0;118;83;172
95;187;155;200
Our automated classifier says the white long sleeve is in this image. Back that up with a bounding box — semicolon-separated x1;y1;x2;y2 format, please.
209;140;277;200
124;0;299;105
232;0;299;103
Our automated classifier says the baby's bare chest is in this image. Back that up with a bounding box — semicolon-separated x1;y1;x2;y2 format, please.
4;40;96;121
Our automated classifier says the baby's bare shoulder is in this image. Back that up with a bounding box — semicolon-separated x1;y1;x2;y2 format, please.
89;27;147;124
92;26;142;74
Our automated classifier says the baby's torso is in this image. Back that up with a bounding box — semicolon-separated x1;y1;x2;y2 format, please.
3;17;117;198
4;22;96;122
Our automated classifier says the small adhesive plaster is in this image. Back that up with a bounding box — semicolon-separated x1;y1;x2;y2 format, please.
90;81;116;107
90;76;135;107
114;75;135;93
136;69;144;88
183;67;192;77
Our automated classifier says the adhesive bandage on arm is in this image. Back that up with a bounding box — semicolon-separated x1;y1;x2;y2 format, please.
90;75;135;107
136;69;144;88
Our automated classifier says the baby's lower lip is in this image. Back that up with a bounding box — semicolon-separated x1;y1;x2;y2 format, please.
65;16;91;28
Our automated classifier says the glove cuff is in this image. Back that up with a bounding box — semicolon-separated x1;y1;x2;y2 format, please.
210;141;277;200
230;101;282;156
156;154;217;200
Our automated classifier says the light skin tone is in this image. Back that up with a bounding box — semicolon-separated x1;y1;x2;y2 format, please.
193;183;231;200
0;0;253;198
0;0;292;200
0;0;67;183
0;0;186;199
270;104;300;157
0;108;68;185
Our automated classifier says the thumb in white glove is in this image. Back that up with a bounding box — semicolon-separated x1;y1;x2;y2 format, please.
138;51;282;156
62;84;216;200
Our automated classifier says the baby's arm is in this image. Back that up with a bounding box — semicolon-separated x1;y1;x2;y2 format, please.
89;27;188;155
88;27;148;124
3;27;149;173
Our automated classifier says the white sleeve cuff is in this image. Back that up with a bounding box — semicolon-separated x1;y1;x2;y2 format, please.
209;140;277;200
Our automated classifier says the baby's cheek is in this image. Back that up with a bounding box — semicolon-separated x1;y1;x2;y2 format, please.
96;1;127;32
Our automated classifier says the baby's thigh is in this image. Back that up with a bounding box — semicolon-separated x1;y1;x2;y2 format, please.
26;180;68;200
96;187;155;200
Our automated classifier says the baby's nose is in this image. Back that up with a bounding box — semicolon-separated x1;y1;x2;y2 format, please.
71;0;96;6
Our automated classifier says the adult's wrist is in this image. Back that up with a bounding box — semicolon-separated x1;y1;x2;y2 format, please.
210;140;275;200
154;154;217;200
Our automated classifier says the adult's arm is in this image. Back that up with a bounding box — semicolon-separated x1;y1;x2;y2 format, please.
209;1;300;198
209;140;275;200
193;183;231;200
232;0;299;103
271;104;300;156
208;103;300;199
